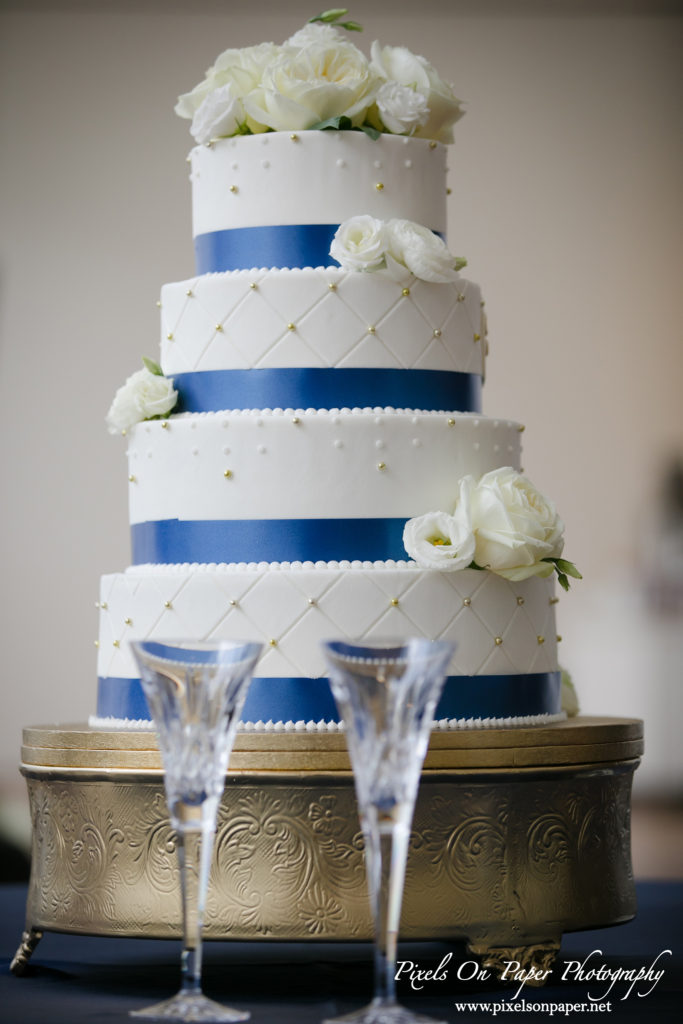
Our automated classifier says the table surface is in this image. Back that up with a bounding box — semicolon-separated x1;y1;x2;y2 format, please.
0;882;681;1023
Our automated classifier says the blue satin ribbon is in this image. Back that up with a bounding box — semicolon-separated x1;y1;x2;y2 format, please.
194;223;445;273
97;671;562;723
132;518;407;565
173;368;481;415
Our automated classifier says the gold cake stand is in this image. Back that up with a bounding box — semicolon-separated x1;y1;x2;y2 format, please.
12;716;642;981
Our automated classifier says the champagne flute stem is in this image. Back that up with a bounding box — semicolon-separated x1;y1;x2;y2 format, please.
363;808;411;1007
176;819;215;996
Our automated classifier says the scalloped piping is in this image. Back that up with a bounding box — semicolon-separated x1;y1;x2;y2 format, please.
89;712;566;733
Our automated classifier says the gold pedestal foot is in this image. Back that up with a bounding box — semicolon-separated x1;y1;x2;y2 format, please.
10;928;43;976
469;941;561;985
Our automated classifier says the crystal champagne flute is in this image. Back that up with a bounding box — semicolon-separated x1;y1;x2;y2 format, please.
130;639;262;1023
321;638;454;1024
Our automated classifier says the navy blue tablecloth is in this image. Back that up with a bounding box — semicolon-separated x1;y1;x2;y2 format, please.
0;883;681;1023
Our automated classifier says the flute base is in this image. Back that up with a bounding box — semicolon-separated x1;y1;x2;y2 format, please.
13;717;642;980
130;990;250;1022
323;996;446;1024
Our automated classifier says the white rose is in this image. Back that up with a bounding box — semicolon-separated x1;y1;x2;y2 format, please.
286;22;343;48
386;219;459;283
376;81;429;135
175;43;279;134
243;40;377;132
330;215;388;271
470;467;565;580
106;367;177;435
190;83;245;144
403;502;475;571
370;41;464;143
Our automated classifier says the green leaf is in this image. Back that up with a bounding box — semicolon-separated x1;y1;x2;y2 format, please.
454;257;468;272
340;20;363;31
358;122;381;140
309;8;348;23
557;572;570;592
142;356;163;376
310;115;353;131
555;558;583;579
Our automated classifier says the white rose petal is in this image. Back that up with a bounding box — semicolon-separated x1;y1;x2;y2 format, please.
106;368;177;435
403;506;475;571
376;81;429;135
386;219;459;283
330;215;388;271
470;467;565;580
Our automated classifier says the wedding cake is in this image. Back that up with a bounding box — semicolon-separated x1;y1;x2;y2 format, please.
95;13;579;731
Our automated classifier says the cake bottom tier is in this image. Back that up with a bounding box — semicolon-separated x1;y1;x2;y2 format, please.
13;718;643;976
95;562;562;728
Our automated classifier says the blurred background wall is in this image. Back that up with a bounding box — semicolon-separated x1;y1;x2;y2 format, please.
1;0;682;871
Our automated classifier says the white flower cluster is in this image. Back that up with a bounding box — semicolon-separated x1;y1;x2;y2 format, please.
330;215;463;283
175;21;463;144
403;468;570;583
106;363;177;434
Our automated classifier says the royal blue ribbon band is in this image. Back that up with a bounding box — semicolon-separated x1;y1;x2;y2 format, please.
194;223;445;273
173;368;481;415
97;671;562;724
132;518;407;565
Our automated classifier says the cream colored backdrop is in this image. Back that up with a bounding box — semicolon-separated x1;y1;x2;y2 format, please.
1;1;682;809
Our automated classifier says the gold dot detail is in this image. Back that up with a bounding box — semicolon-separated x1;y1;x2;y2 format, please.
494;636;503;646
447;418;455;427
457;294;465;303
161;420;169;429
537;635;545;645
518;425;526;433
224;469;233;479
463;597;471;607
473;333;481;342
433;328;442;337
269;638;278;647
390;597;399;607
290;133;299;141
166;332;174;340
124;617;132;625
517;596;525;605
287;322;296;331
447;187;452;195
113;640;120;648
100;602;108;610
402;287;410;297
229;184;238;193
429;140;438;149
156;300;162;308
550;596;560;605
94;640;99;648
186;289;193;297
328;282;337;291
375;182;384;191
377;461;386;471
367;325;376;334
164;601;172;609
292;416;300;425
229;599;238;607
557;635;563;643
128;474;136;483
249;282;257;290
215;324;224;333
308;598;316;606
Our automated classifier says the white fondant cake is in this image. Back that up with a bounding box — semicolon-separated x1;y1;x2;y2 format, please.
97;20;571;730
